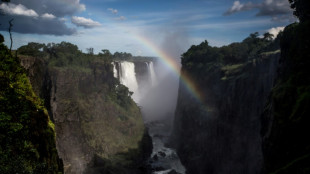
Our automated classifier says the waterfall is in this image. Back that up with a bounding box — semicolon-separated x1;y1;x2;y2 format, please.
149;62;157;86
119;61;140;102
112;62;118;78
112;60;157;104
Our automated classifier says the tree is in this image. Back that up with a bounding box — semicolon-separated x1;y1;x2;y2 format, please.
288;0;310;22
0;0;10;15
17;42;46;57
249;32;259;39
263;32;274;41
86;47;94;55
100;49;112;56
0;34;4;43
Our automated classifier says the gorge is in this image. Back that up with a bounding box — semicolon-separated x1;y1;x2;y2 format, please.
112;60;185;174
1;1;309;173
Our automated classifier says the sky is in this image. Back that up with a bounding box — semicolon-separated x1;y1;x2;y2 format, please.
0;0;296;57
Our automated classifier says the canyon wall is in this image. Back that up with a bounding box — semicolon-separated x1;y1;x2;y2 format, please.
172;53;279;173
0;43;63;174
170;37;281;173
20;56;153;174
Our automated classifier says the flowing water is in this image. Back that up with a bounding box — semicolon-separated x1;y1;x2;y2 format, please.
149;62;157;86
113;60;185;173
146;120;186;174
118;61;140;102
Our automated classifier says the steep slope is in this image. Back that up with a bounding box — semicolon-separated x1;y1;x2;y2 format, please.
171;36;280;173
18;42;152;174
0;38;63;173
261;22;310;174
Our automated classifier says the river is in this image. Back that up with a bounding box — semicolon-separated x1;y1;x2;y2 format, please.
146;120;186;174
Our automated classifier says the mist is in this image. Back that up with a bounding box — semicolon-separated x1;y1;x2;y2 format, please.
138;28;189;126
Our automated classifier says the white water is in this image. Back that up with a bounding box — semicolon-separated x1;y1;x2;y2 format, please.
147;121;186;174
119;61;140;102
149;62;157;86
112;60;185;173
112;62;118;78
112;61;158;104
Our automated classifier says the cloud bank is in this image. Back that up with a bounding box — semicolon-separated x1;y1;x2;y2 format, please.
0;3;38;17
108;8;118;14
224;0;293;21
0;0;99;35
267;26;284;38
71;16;101;28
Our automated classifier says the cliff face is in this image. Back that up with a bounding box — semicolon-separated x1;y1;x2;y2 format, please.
172;22;310;174
0;44;63;173
261;22;310;173
20;56;152;174
171;39;280;173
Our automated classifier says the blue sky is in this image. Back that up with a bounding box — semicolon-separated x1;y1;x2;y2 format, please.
0;0;295;56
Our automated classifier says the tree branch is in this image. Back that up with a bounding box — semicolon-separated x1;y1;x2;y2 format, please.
9;18;13;52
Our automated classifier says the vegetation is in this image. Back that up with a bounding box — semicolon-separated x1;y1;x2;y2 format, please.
262;20;310;174
0;34;63;173
17;42;154;67
181;31;280;84
16;40;149;172
289;0;310;22
259;1;310;173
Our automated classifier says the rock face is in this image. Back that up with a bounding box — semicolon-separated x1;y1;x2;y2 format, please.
20;57;152;174
261;22;310;173
171;53;280;174
1;47;63;173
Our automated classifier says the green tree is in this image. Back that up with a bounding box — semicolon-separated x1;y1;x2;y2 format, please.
263;32;274;41
0;39;63;174
17;42;46;57
289;0;310;22
86;47;94;55
0;34;4;43
99;49;112;56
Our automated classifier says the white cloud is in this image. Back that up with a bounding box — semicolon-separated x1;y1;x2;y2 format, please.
224;1;255;15
41;13;56;19
60;17;67;22
71;16;101;28
0;0;86;35
231;1;244;12
267;26;285;38
0;3;38;17
72;0;86;12
115;16;126;21
224;0;292;17
108;8;118;14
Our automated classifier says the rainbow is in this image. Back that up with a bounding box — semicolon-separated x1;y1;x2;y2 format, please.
134;36;204;103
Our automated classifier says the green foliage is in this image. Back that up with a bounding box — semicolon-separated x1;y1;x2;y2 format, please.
16;40;146;172
0;34;4;43
0;42;63;173
99;49;112;57
113;84;133;108
17;41;138;111
86;47;94;55
181;32;279;81
264;21;310;174
17;42;46;57
113;51;132;59
288;0;310;22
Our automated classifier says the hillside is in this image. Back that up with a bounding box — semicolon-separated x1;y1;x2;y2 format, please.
171;32;282;173
0;36;63;173
17;42;152;174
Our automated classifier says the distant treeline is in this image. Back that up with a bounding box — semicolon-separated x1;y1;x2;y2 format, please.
17;41;155;68
181;31;281;77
